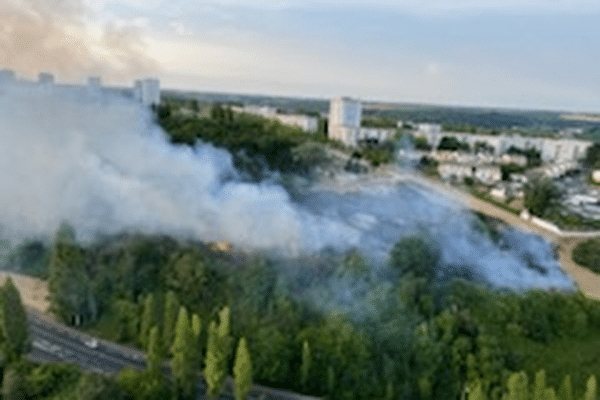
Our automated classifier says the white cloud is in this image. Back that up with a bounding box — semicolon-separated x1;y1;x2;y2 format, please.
186;0;600;13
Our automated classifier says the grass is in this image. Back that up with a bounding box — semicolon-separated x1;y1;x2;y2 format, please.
469;189;521;215
572;239;600;274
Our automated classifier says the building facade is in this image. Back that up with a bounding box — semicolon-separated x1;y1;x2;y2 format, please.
133;78;161;107
328;97;396;146
414;129;593;163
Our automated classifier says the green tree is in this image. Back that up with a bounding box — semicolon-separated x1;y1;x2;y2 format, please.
204;308;231;400
584;376;597;400
505;372;529;400
0;277;30;362
389;235;440;280
191;313;202;368
77;373;124;400
437;136;470;152
2;367;27;400
48;225;97;326
172;307;195;399
532;370;547;400
572;239;600;274
524;178;560;217
162;291;179;353
300;340;311;391
139;293;157;350
234;337;253;400
163;248;209;309
146;326;163;379
558;375;573;400
205;321;225;399
584;143;600;169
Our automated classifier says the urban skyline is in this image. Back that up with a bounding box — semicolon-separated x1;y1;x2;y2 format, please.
1;0;599;112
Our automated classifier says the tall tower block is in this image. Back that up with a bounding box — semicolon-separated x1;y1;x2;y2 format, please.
134;78;160;107
328;97;362;146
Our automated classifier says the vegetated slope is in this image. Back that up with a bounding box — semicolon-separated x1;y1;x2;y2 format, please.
21;223;600;400
572;238;600;274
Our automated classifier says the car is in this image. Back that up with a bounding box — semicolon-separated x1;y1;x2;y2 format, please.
84;338;99;349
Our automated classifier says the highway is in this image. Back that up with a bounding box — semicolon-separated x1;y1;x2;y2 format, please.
26;308;146;374
25;307;320;400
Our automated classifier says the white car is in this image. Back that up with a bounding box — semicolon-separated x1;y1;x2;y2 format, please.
84;338;99;349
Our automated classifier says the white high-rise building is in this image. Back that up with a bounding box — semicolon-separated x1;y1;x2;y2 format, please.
329;97;361;128
133;78;160;107
328;97;362;146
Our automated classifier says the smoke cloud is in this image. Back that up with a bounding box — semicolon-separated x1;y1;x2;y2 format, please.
0;80;575;292
0;0;159;81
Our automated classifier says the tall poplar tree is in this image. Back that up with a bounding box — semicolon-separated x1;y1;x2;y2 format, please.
204;307;230;400
584;376;597;400
191;313;202;367
48;224;96;326
0;277;30;362
300;340;311;391
139;293;157;350
558;375;573;400
233;337;253;400
162;291;179;353
146;326;162;379
172;307;194;399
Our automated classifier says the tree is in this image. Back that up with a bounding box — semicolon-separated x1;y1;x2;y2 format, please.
558;375;573;400
77;373;124;400
48;225;97;326
437;136;469;152
0;277;30;362
163;248;209;310
205;321;226;399
146;326;163;379
204;307;231;400
389;235;440;281
172;307;195;399
584;376;597;400
291;142;331;172
191;313;202;368
162;291;179;353
505;371;528;400
2;367;27;400
412;136;431;151
584;143;600;169
234;337;253;400
532;370;546;400
139;293;157;350
300;340;311;391
524;178;560;217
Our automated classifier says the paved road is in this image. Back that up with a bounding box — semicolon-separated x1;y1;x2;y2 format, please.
26;309;145;374
25;308;319;400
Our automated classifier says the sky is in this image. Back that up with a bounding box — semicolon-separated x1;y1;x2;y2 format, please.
2;0;600;112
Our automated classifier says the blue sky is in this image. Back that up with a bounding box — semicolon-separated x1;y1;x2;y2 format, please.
7;0;600;111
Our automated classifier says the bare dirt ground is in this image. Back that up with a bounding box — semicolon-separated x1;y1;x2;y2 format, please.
0;271;50;313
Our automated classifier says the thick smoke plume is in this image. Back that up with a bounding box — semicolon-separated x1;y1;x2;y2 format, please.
0;81;575;292
0;0;158;80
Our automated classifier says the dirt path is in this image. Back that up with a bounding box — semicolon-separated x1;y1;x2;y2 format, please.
0;271;50;313
404;171;600;300
323;167;600;300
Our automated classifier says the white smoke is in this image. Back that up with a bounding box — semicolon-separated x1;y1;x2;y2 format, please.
0;81;358;254
0;80;575;291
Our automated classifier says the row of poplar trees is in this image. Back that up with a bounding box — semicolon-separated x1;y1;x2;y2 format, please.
121;295;253;400
468;370;597;400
